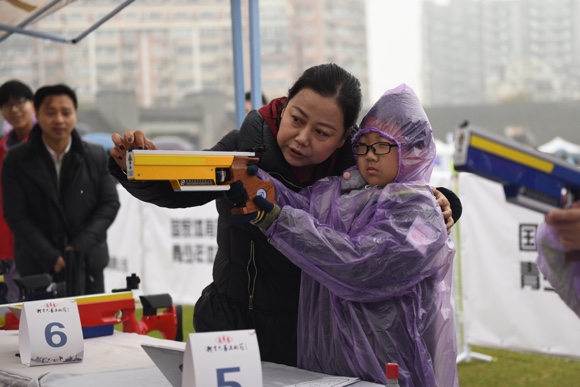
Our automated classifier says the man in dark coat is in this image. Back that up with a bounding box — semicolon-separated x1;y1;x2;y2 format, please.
2;84;120;296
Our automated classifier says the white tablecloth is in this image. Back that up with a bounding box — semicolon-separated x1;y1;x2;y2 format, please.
0;330;382;387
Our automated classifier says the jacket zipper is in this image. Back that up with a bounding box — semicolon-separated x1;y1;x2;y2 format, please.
247;240;257;310
269;171;301;191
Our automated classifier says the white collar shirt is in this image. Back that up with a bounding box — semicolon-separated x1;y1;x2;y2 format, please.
43;137;72;184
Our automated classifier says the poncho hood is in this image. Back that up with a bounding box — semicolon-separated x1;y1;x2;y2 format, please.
353;84;435;184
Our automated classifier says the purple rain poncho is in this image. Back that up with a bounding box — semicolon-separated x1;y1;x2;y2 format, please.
536;223;580;318
258;84;458;386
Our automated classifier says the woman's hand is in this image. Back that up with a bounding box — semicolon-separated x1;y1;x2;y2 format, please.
110;130;157;171
432;187;454;235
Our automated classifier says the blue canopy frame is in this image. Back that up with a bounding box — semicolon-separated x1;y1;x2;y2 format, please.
231;0;262;128
0;0;261;129
0;0;135;44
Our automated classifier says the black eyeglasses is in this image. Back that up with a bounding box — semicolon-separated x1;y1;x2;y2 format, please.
352;142;398;156
0;98;28;111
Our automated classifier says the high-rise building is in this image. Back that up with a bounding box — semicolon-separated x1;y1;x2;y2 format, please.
422;0;580;106
287;1;368;95
0;0;369;109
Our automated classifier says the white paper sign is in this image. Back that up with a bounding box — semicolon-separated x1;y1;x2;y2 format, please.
19;299;84;366
182;329;262;387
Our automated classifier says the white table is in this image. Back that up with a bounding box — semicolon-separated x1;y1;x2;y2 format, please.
0;330;382;387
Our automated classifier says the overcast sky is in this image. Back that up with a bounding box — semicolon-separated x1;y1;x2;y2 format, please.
365;0;422;103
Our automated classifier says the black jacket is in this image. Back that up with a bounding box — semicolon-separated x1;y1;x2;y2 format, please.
2;125;120;295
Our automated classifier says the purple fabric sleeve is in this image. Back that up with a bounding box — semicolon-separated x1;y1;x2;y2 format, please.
536;222;580;317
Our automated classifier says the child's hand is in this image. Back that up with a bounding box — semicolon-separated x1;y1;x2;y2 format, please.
251;196;281;229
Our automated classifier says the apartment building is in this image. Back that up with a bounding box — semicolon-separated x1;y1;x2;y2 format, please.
0;0;369;108
422;0;580;106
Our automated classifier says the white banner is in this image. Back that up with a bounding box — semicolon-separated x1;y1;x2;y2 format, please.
104;187;217;306
458;173;580;359
140;199;216;304
105;188;145;296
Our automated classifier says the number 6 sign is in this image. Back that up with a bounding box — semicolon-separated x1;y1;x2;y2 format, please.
19;299;84;366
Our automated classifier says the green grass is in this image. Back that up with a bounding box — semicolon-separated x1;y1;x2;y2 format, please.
119;305;580;386
457;346;580;387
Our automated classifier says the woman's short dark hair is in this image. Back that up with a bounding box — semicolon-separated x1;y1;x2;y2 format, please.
0;80;34;107
34;84;78;111
286;63;362;137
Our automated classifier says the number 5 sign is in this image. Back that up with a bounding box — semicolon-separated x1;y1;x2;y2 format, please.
19;299;84;366
182;329;262;386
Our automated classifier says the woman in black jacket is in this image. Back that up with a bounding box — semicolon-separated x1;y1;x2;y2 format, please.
109;63;460;366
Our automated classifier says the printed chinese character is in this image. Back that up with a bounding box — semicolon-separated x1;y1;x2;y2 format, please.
184;245;194;263
173;245;183;262
171;219;181;237
194;219;203;237
519;224;537;251
520;261;540;290
207;245;216;263
182;219;192;237
205;218;218;237
195;244;204;263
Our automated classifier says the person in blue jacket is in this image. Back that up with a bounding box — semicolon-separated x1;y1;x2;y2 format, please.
236;84;458;386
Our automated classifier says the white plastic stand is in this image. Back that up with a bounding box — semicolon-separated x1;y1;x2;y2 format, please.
450;175;493;364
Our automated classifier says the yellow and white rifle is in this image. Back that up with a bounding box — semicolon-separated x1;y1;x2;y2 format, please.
126;150;275;214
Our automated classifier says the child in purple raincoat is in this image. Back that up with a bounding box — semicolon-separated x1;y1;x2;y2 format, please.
242;84;458;386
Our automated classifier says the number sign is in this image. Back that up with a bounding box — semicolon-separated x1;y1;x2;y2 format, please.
182;329;262;386
19;299;84;366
